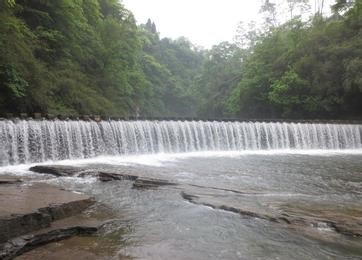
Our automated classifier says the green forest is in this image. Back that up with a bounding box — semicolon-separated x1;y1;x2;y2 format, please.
0;0;361;119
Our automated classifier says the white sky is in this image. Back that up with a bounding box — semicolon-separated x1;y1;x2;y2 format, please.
121;0;335;49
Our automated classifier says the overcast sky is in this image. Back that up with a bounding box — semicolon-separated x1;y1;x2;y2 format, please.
121;0;335;49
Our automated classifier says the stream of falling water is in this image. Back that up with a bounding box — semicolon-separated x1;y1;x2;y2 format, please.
0;120;361;165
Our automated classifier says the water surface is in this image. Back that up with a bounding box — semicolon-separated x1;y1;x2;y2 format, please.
8;151;361;260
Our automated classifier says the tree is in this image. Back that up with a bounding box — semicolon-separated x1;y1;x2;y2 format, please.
332;0;355;14
286;0;310;19
193;42;243;117
260;0;277;30
233;21;260;49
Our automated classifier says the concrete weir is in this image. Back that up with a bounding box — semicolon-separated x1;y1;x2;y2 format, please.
1;119;361;166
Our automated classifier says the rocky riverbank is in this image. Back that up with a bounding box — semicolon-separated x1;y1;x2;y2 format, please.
0;165;179;259
0;175;114;259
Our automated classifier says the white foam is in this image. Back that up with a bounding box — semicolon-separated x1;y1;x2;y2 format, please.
1;149;361;174
0;164;35;176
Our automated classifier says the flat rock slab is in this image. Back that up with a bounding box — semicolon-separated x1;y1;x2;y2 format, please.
0;201;119;260
1;225;98;260
0;183;92;216
181;187;362;239
0;183;94;243
7;206;126;260
0;213;116;260
14;235;133;260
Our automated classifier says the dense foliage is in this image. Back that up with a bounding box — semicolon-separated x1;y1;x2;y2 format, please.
140;20;204;116
0;0;361;119
234;0;362;119
0;0;204;116
195;0;362;119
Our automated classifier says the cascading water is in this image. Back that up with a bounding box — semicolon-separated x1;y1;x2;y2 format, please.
0;119;361;165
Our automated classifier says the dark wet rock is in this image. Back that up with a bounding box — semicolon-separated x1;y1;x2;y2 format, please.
0;204;122;260
28;164;177;190
0;226;98;260
29;165;141;182
0;183;94;243
132;178;177;189
97;171;138;182
29;165;83;177
97;171;176;189
28;165;177;191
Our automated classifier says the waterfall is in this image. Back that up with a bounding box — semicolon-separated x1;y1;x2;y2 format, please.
0;119;361;165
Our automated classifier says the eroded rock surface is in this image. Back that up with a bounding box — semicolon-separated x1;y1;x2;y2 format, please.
98;171;138;182
8;205;127;260
1;226;98;260
181;187;362;239
0;209;119;260
0;183;94;243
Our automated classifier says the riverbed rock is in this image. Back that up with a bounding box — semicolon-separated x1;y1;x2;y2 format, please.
13;231;133;260
279;203;362;237
0;209;117;260
28;165;178;191
0;183;95;243
97;171;138;182
133;177;177;189
97;171;177;189
181;188;362;239
29;165;84;177
0;226;98;260
29;165;141;180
